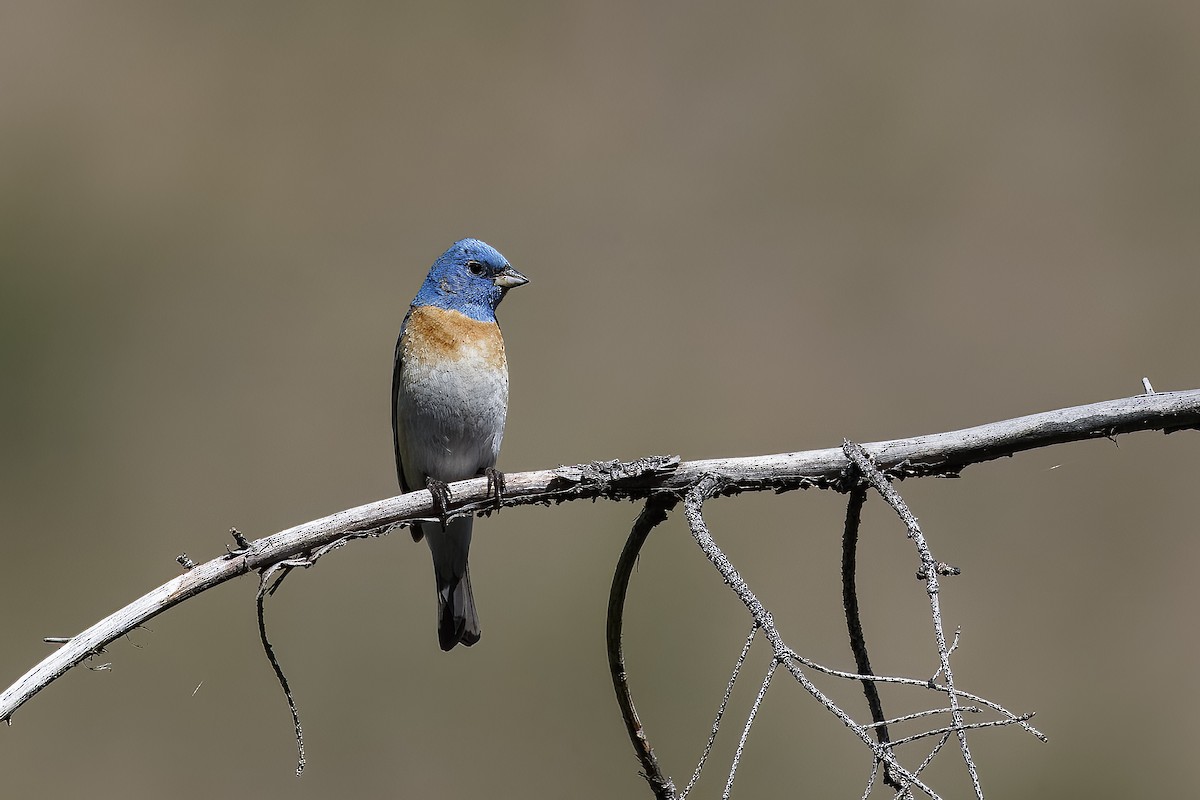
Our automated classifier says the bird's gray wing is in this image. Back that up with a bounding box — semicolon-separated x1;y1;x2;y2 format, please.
392;308;414;494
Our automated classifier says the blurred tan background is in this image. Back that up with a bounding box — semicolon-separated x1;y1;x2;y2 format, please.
2;2;1198;797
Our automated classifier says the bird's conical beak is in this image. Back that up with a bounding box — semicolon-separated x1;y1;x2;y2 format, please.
493;266;529;289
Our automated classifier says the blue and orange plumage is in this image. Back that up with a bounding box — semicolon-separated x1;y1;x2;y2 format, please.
392;239;528;650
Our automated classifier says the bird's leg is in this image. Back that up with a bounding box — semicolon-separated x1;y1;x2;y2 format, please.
483;467;506;509
426;477;452;529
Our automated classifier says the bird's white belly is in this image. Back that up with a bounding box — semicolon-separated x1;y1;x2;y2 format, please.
397;343;509;485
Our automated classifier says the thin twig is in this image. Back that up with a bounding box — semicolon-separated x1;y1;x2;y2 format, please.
256;575;305;777
781;648;1044;742
866;706;979;728
886;715;1038;750
682;625;758;799
909;732;953;784
607;495;679;800
253;524;397;772
843;441;983;800
723;660;776;800
860;758;881;800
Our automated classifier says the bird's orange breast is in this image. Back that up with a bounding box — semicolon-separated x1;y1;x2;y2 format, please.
402;306;508;370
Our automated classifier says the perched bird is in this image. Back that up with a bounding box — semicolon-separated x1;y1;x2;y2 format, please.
392;239;528;650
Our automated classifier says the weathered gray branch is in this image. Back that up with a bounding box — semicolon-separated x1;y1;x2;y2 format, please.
2;389;1197;723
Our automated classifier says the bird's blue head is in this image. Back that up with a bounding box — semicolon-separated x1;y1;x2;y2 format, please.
412;238;528;322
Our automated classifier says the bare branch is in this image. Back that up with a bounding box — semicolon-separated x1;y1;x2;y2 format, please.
2;390;1197;723
841;483;902;790
607;496;679;799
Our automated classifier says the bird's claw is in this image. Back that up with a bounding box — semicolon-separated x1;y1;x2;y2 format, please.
484;467;506;509
426;478;452;528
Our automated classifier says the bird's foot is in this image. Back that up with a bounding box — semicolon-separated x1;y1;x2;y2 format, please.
484;467;506;509
426;478;452;528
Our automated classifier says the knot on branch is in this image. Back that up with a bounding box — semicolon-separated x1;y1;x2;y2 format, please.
553;455;681;495
690;472;729;501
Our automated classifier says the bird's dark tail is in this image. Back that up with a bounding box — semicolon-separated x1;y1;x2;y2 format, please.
437;565;480;651
421;515;480;651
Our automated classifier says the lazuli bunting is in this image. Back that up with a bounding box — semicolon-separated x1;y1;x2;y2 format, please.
392;239;528;650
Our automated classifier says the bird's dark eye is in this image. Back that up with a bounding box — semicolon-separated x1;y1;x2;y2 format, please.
466;260;486;277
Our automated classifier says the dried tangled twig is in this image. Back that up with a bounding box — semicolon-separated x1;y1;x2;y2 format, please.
605;461;1045;798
